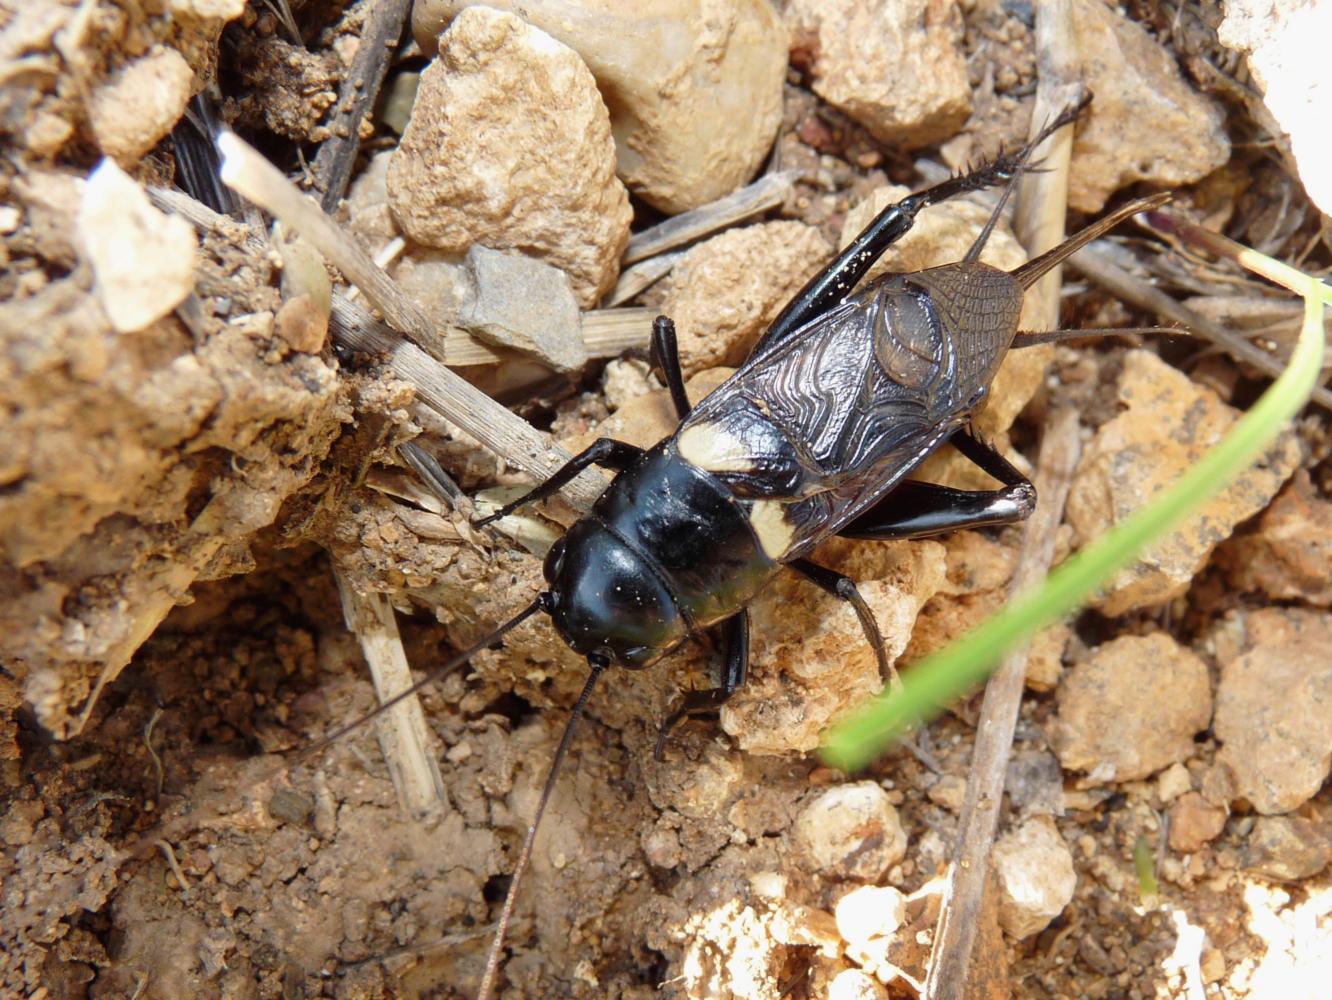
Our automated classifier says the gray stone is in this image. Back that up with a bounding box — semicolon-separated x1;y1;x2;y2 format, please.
1243;815;1332;881
460;245;585;372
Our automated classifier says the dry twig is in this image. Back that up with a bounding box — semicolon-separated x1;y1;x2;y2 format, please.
333;568;447;816
157;166;610;508
622;169;799;265
312;0;413;210
1069;242;1332;411
925;409;1082;999
927;9;1082;989
218;130;437;345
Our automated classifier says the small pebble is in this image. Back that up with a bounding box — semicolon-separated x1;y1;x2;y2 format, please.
993;817;1076;938
793;781;907;881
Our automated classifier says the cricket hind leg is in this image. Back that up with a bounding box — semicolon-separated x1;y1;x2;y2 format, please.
839;429;1036;540
654;610;749;760
758;102;1089;352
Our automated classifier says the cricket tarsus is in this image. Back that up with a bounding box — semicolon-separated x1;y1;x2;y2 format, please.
477;658;606;1000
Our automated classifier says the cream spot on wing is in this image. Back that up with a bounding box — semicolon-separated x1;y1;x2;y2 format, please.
678;422;754;474
749;500;796;560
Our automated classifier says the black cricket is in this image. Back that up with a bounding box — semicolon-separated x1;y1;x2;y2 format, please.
317;105;1168;999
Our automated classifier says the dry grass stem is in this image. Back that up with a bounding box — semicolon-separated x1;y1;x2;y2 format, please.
1070;243;1332;411
605;251;685;307
333;567;446;817
312;0;413;210
928;5;1082;989
1014;0;1084;328
149;185;608;507
623;169;799;265
217;130;437;345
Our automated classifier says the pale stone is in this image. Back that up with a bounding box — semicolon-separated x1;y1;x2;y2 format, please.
834;884;907;945
927;774;967;813
1066;0;1229;211
413;0;788;213
1156;762;1193;804
657;221;833;376
793;782;907;881
830;969;890;1000
78;159;198;334
169;0;245;17
1220;471;1332;606
1168;792;1228;854
725;537;948;754
1219;1;1332;214
388;7;631;305
786;0;970;147
88;46;195;165
1067;350;1300;615
993;818;1076;939
1243;815;1332;881
1214;608;1332;815
1051;633;1211;783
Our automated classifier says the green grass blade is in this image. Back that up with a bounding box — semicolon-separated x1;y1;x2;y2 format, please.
822;239;1327;772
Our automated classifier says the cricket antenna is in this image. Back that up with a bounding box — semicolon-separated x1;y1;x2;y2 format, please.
477;657;607;1000
1011;192;1171;290
299;596;548;760
964;96;1089;264
1010;325;1188;348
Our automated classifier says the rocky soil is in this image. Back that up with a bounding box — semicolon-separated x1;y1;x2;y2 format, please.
2;1;1330;999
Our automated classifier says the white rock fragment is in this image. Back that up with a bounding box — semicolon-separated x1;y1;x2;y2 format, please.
834;885;908;966
88;46;195;165
786;0;970;147
413;0;788;213
793;781;907;881
169;0;245;16
78;159;198;334
993;818;1076;939
834;884;907;942
388;7;631;305
1219;0;1332;215
460;245;586;372
829;968;890;1000
1051;633;1212;783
